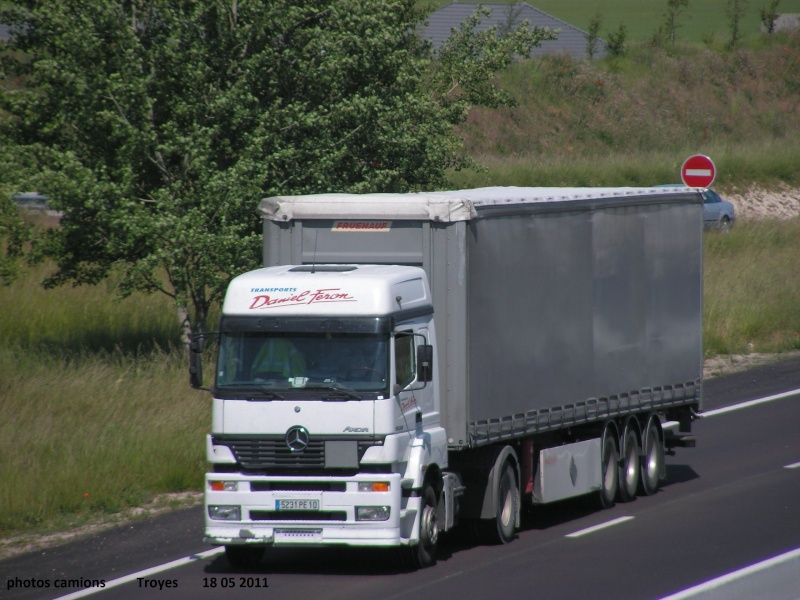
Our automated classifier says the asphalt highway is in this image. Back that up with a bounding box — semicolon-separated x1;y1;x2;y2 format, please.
3;355;799;600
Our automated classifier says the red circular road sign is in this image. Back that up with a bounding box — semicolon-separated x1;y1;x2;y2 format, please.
681;154;716;188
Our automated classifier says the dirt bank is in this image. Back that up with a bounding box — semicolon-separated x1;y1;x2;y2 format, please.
724;184;800;221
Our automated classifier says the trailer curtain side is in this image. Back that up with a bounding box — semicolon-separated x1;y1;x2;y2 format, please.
259;187;704;449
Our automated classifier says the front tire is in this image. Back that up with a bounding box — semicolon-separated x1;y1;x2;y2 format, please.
401;483;439;569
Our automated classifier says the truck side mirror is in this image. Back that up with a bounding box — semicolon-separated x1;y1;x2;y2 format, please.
189;334;206;389
416;344;433;382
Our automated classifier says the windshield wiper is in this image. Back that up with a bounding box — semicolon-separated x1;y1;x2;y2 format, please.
217;384;286;400
245;389;285;400
303;383;362;400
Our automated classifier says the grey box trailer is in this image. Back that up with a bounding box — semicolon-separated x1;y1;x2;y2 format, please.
258;186;704;452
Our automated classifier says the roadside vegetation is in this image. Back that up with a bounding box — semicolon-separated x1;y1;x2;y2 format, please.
422;0;800;44
1;0;799;542
0;259;205;539
704;219;800;355
449;35;800;189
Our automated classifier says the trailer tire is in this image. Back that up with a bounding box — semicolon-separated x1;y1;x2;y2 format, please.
618;424;641;502
401;483;439;569
597;427;619;509
639;417;664;496
225;545;264;568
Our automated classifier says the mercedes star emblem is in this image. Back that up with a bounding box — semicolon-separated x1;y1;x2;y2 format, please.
285;425;310;452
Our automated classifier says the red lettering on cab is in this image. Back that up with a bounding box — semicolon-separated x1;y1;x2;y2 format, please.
249;288;355;309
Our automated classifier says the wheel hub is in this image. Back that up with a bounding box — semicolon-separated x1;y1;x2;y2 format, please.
420;504;438;547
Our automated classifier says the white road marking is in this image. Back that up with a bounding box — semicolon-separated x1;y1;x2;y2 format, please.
658;547;800;599
663;388;800;432
660;389;800;597
701;388;800;417
51;547;224;600
565;516;634;538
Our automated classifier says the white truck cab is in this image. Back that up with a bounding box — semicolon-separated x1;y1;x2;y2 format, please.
200;264;448;567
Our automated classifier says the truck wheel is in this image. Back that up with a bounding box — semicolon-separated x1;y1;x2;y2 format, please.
476;460;518;545
639;418;664;496
225;545;264;568
618;425;640;502
401;483;438;569
597;429;619;509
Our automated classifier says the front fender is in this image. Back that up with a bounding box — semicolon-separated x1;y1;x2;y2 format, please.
402;426;448;489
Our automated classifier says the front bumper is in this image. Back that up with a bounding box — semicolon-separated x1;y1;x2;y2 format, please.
204;472;418;547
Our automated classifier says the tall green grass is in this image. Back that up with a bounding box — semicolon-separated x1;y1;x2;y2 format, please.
0;264;207;536
703;219;800;355
0;347;207;533
1;263;180;355
448;140;800;189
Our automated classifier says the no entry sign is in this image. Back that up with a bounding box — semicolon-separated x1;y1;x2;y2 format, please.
681;154;716;188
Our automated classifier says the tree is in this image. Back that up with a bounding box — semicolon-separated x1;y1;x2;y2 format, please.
0;137;34;285
607;24;628;57
759;0;781;34
727;0;749;49
663;0;689;45
586;12;602;59
0;195;31;285
0;0;553;339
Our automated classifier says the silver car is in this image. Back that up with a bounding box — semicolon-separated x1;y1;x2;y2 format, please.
699;188;735;231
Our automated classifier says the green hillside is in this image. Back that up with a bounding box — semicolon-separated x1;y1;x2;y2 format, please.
422;0;800;42
449;35;800;190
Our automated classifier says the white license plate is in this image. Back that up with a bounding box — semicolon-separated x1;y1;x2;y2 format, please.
275;499;320;511
274;529;323;544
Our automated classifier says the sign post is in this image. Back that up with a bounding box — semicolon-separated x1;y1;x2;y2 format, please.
680;154;716;188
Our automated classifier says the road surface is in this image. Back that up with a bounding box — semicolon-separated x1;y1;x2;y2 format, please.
3;355;799;600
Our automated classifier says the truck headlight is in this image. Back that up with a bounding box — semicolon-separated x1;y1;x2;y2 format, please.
208;505;241;521
356;506;391;521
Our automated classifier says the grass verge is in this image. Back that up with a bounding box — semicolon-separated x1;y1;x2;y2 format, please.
0;345;207;535
703;218;800;355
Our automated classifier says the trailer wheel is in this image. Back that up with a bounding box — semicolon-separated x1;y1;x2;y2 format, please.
597;428;619;509
225;545;264;568
618;424;641;502
401;483;439;569
639;418;664;496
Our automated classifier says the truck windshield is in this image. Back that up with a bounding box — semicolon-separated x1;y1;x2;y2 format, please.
216;331;389;395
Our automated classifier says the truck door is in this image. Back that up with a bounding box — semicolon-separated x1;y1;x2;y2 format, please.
393;327;435;433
